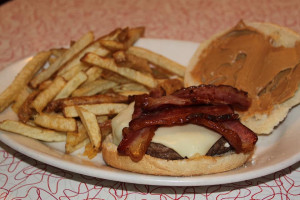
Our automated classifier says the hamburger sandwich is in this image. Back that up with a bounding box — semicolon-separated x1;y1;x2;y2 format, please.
102;85;258;176
103;20;300;176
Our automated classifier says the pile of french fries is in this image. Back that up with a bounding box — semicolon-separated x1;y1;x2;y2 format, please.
0;27;185;159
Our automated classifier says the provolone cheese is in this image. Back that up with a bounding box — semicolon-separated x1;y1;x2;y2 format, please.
111;102;221;158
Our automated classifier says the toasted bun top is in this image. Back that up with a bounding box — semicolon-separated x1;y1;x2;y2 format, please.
184;21;300;134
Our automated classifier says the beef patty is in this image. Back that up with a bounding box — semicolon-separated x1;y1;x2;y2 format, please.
146;137;232;160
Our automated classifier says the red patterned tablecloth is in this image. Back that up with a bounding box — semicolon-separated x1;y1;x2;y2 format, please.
0;0;300;199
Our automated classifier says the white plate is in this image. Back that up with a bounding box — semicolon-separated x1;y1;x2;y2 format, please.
0;39;300;186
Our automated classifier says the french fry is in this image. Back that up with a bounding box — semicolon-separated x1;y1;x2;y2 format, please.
38;80;53;90
157;78;184;95
46;93;128;112
118;91;148;96
57;41;109;76
55;71;87;100
31;76;66;113
76;107;101;150
61;63;89;81
99;28;122;41
71;79;117;97
127;46;185;77
113;51;152;74
0;51;51;112
80;66;103;86
125;27;145;47
0;120;66;142
100;70;132;84
66;137;90;154
30;32;94;88
65;120;89;153
113;83;148;93
50;48;67;57
98;119;112;140
81;53;157;88
63;103;128;117
34;113;77;132
99;40;125;51
11;86;32;113
83;142;98;159
18;90;40;123
96;115;109;123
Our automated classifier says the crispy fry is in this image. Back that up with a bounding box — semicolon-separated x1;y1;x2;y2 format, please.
114;51;152;74
55;71;87;100
71;79;117;97
11;86;32;113
81;53;157;88
96;115;109;123
0;51;51;112
50;48;67;57
66;137;90;154
98;119;112;140
18;90;40;123
83;142;98;159
127;46;185;77
81;66;103;86
61;63;89;81
0;120;66;142
30;32;94;88
99;40;125;51
100;69;132;84
65;120;89;153
46;93;128;112
99;28;122;41
57;40;109;76
113;83;148;93
157;78;184;95
123;27;145;47
38;80;53;90
34;113;77;132
64;103;128;117
31;77;66;113
76;107;101;150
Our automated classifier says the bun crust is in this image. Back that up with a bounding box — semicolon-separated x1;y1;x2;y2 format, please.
102;135;252;176
185;22;300;134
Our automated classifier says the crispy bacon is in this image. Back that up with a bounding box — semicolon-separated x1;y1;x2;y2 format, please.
142;85;251;111
118;126;157;162
117;84;257;162
129;105;237;131
221;120;258;152
187;117;243;153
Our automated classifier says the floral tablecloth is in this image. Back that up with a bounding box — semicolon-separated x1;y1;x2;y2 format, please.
0;0;299;199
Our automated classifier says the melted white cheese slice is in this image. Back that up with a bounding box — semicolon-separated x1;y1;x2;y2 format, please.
111;102;221;158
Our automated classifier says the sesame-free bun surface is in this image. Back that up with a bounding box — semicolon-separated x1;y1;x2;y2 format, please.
102;135;252;176
185;22;300;134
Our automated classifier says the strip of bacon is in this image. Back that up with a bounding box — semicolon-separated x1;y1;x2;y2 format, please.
220;120;258;152
129;105;236;131
187;117;243;153
142;84;251;111
118;126;157;162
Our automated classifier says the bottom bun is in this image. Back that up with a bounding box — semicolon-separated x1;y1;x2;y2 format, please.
102;135;253;176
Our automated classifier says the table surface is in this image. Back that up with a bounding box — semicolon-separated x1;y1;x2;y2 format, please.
0;0;300;199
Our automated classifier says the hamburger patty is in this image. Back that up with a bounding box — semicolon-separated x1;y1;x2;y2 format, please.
146;137;232;160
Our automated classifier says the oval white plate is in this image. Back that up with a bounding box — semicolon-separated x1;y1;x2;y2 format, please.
0;39;299;186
